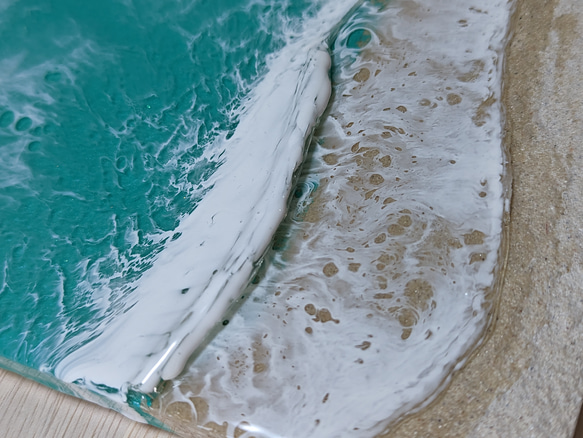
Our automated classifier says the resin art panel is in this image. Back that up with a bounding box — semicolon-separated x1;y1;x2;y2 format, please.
0;0;513;436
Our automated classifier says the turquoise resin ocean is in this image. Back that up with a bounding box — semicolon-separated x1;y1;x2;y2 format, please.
0;0;343;389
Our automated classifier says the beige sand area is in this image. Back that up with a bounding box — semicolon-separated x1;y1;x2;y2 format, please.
1;0;582;436
383;0;583;435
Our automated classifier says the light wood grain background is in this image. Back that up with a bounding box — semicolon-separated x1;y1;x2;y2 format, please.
0;368;175;437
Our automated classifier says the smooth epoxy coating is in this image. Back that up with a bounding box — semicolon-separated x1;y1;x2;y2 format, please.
0;0;513;435
140;0;513;436
53;0;362;397
0;0;363;404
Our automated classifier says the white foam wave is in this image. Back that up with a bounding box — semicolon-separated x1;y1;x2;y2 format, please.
149;0;513;436
55;0;363;398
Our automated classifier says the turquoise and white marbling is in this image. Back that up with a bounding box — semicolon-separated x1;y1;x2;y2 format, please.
54;0;364;397
0;0;513;435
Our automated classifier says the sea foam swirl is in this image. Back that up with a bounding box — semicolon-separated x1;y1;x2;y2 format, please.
54;0;363;399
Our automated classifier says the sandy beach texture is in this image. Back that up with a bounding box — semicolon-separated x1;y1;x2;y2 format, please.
1;0;582;436
383;0;583;436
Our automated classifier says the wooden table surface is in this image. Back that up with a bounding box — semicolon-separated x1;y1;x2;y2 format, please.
0;368;174;438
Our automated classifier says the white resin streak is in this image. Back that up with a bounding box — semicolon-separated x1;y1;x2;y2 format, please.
54;0;362;399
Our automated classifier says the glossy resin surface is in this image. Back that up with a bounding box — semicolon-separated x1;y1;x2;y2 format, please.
0;0;512;436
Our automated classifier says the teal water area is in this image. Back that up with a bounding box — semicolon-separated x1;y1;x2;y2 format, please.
0;0;319;371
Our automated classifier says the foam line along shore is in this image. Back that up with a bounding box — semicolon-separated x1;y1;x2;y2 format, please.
139;1;514;436
53;0;364;402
